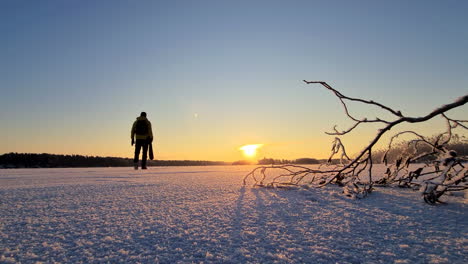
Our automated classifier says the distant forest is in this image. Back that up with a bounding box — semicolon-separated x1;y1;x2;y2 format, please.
0;153;327;169
0;153;229;169
3;136;466;169
372;135;467;163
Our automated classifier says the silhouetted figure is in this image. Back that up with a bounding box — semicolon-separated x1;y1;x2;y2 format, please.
131;112;153;170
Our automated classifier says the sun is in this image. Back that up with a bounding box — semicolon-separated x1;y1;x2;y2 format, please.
239;144;263;158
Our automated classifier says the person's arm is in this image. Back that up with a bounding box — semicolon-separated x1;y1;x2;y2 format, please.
131;121;136;145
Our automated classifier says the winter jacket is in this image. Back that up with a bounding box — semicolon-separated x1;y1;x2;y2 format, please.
131;116;154;140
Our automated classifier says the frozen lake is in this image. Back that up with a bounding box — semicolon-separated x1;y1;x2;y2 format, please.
0;166;466;263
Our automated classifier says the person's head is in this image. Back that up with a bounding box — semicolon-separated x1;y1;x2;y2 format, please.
140;112;147;117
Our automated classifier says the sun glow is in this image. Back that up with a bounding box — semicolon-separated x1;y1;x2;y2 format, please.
239;144;263;158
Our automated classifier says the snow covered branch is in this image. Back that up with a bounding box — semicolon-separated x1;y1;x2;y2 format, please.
243;81;468;204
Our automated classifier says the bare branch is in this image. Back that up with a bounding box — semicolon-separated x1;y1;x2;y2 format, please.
442;113;468;130
303;80;403;117
244;81;468;204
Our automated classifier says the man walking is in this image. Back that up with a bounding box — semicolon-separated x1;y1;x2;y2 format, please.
131;112;153;169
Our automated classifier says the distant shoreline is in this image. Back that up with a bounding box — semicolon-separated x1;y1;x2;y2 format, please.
5;152;461;169
0;153;329;169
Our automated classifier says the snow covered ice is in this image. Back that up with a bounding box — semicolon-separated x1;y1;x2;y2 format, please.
0;166;466;263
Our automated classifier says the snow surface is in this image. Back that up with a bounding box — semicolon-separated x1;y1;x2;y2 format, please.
0;166;466;263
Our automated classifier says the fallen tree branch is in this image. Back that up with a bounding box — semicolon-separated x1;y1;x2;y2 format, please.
243;81;468;204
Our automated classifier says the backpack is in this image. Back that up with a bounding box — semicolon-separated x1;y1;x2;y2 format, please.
135;120;149;135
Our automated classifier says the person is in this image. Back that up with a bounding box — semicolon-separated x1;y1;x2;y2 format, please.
131;112;153;170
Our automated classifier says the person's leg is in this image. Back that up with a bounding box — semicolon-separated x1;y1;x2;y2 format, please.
141;142;149;169
134;140;143;169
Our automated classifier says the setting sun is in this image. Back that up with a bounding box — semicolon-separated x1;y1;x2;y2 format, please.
239;144;263;158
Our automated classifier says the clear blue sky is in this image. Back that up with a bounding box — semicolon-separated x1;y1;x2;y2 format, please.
1;0;467;161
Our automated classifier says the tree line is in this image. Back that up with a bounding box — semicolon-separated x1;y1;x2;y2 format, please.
372;135;467;163
0;153;229;169
234;157;336;165
3;136;465;169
